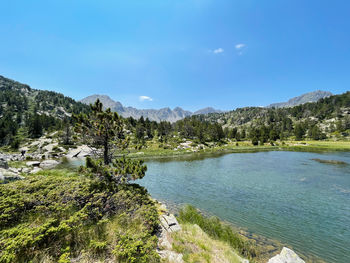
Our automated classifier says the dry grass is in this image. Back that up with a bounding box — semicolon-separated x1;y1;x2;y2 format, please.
171;223;246;263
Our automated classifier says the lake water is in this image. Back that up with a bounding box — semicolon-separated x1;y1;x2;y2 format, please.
137;151;350;263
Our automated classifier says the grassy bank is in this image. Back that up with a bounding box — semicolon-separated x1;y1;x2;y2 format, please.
126;140;350;160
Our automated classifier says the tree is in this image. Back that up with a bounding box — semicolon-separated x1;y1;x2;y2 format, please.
28;114;43;138
74;99;127;165
294;123;305;141
75;99;147;184
61;117;73;145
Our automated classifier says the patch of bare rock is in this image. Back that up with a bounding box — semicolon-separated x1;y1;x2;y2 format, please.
268;247;305;263
157;203;184;263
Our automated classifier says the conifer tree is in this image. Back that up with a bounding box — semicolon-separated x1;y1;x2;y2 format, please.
74;99;147;184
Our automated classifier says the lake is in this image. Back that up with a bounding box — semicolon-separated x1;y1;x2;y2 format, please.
137;151;350;263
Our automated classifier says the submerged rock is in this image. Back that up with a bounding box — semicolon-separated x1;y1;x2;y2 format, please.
268;247;305;263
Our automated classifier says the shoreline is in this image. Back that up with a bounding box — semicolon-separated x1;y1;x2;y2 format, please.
157;198;326;263
126;140;350;160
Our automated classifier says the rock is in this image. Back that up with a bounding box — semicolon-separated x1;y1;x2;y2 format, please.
67;145;92;158
30;167;42;174
268;247;305;263
0;168;24;181
160;214;182;233
0;158;8;169
40;160;59;169
158;250;184;263
26;161;41;167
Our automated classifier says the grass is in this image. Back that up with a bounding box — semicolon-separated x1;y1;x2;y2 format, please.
126;140;350;160
171;223;245;263
177;205;258;261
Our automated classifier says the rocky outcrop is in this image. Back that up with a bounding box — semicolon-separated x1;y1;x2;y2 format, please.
0;158;8;169
67;145;92;158
268;247;305;263
157;203;184;263
40;160;59;169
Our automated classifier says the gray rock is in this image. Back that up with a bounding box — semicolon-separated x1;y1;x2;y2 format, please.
160;214;182;233
26;161;41;167
40;160;59;169
268;247;305;263
0;158;8;169
30;167;42;174
0;168;24;181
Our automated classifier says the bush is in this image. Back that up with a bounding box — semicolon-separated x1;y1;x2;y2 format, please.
0;170;159;262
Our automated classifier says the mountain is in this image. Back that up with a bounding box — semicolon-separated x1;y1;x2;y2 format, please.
267;90;333;108
0;75;89;119
0;75;90;144
194;107;222;115
80;94;221;122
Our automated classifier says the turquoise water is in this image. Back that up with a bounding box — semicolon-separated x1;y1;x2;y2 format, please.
137;151;350;263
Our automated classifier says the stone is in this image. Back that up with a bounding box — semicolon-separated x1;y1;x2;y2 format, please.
0;158;8;169
0;168;24;181
30;167;42;174
160;214;182;233
268;247;305;263
40;160;59;169
67;145;92;158
26;161;41;167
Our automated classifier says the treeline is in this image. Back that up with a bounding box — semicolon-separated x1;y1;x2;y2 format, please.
195;91;350;143
125;116;225;144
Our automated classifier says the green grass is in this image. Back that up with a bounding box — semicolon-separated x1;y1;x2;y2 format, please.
171;223;245;263
177;205;258;261
126;140;350;160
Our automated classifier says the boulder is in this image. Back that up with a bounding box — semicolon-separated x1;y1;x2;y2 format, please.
160;214;182;233
0;168;24;181
40;160;59;169
30;167;42;174
268;247;305;263
26;161;41;167
0;158;8;169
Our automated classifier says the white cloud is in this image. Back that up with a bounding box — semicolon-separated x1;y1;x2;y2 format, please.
213;48;224;54
235;43;246;50
139;95;153;102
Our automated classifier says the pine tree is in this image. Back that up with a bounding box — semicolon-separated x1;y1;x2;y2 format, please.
74;99;147;184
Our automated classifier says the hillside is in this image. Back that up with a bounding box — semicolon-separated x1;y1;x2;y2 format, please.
0;75;89;146
80;94;221;122
194;91;350;142
267;90;332;108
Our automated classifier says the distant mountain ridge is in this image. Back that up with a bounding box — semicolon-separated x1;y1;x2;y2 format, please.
80;94;222;122
267;90;333;108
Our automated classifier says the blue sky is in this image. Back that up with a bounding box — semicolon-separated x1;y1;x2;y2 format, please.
0;0;349;111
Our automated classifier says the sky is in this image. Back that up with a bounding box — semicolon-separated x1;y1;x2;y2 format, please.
0;0;350;111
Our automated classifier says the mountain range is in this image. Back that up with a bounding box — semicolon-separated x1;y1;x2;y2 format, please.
80;95;222;122
81;90;333;122
267;90;333;108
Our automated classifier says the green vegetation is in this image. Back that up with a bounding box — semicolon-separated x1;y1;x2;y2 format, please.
0;170;160;263
177;205;258;260
171;223;244;263
0;75;89;148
